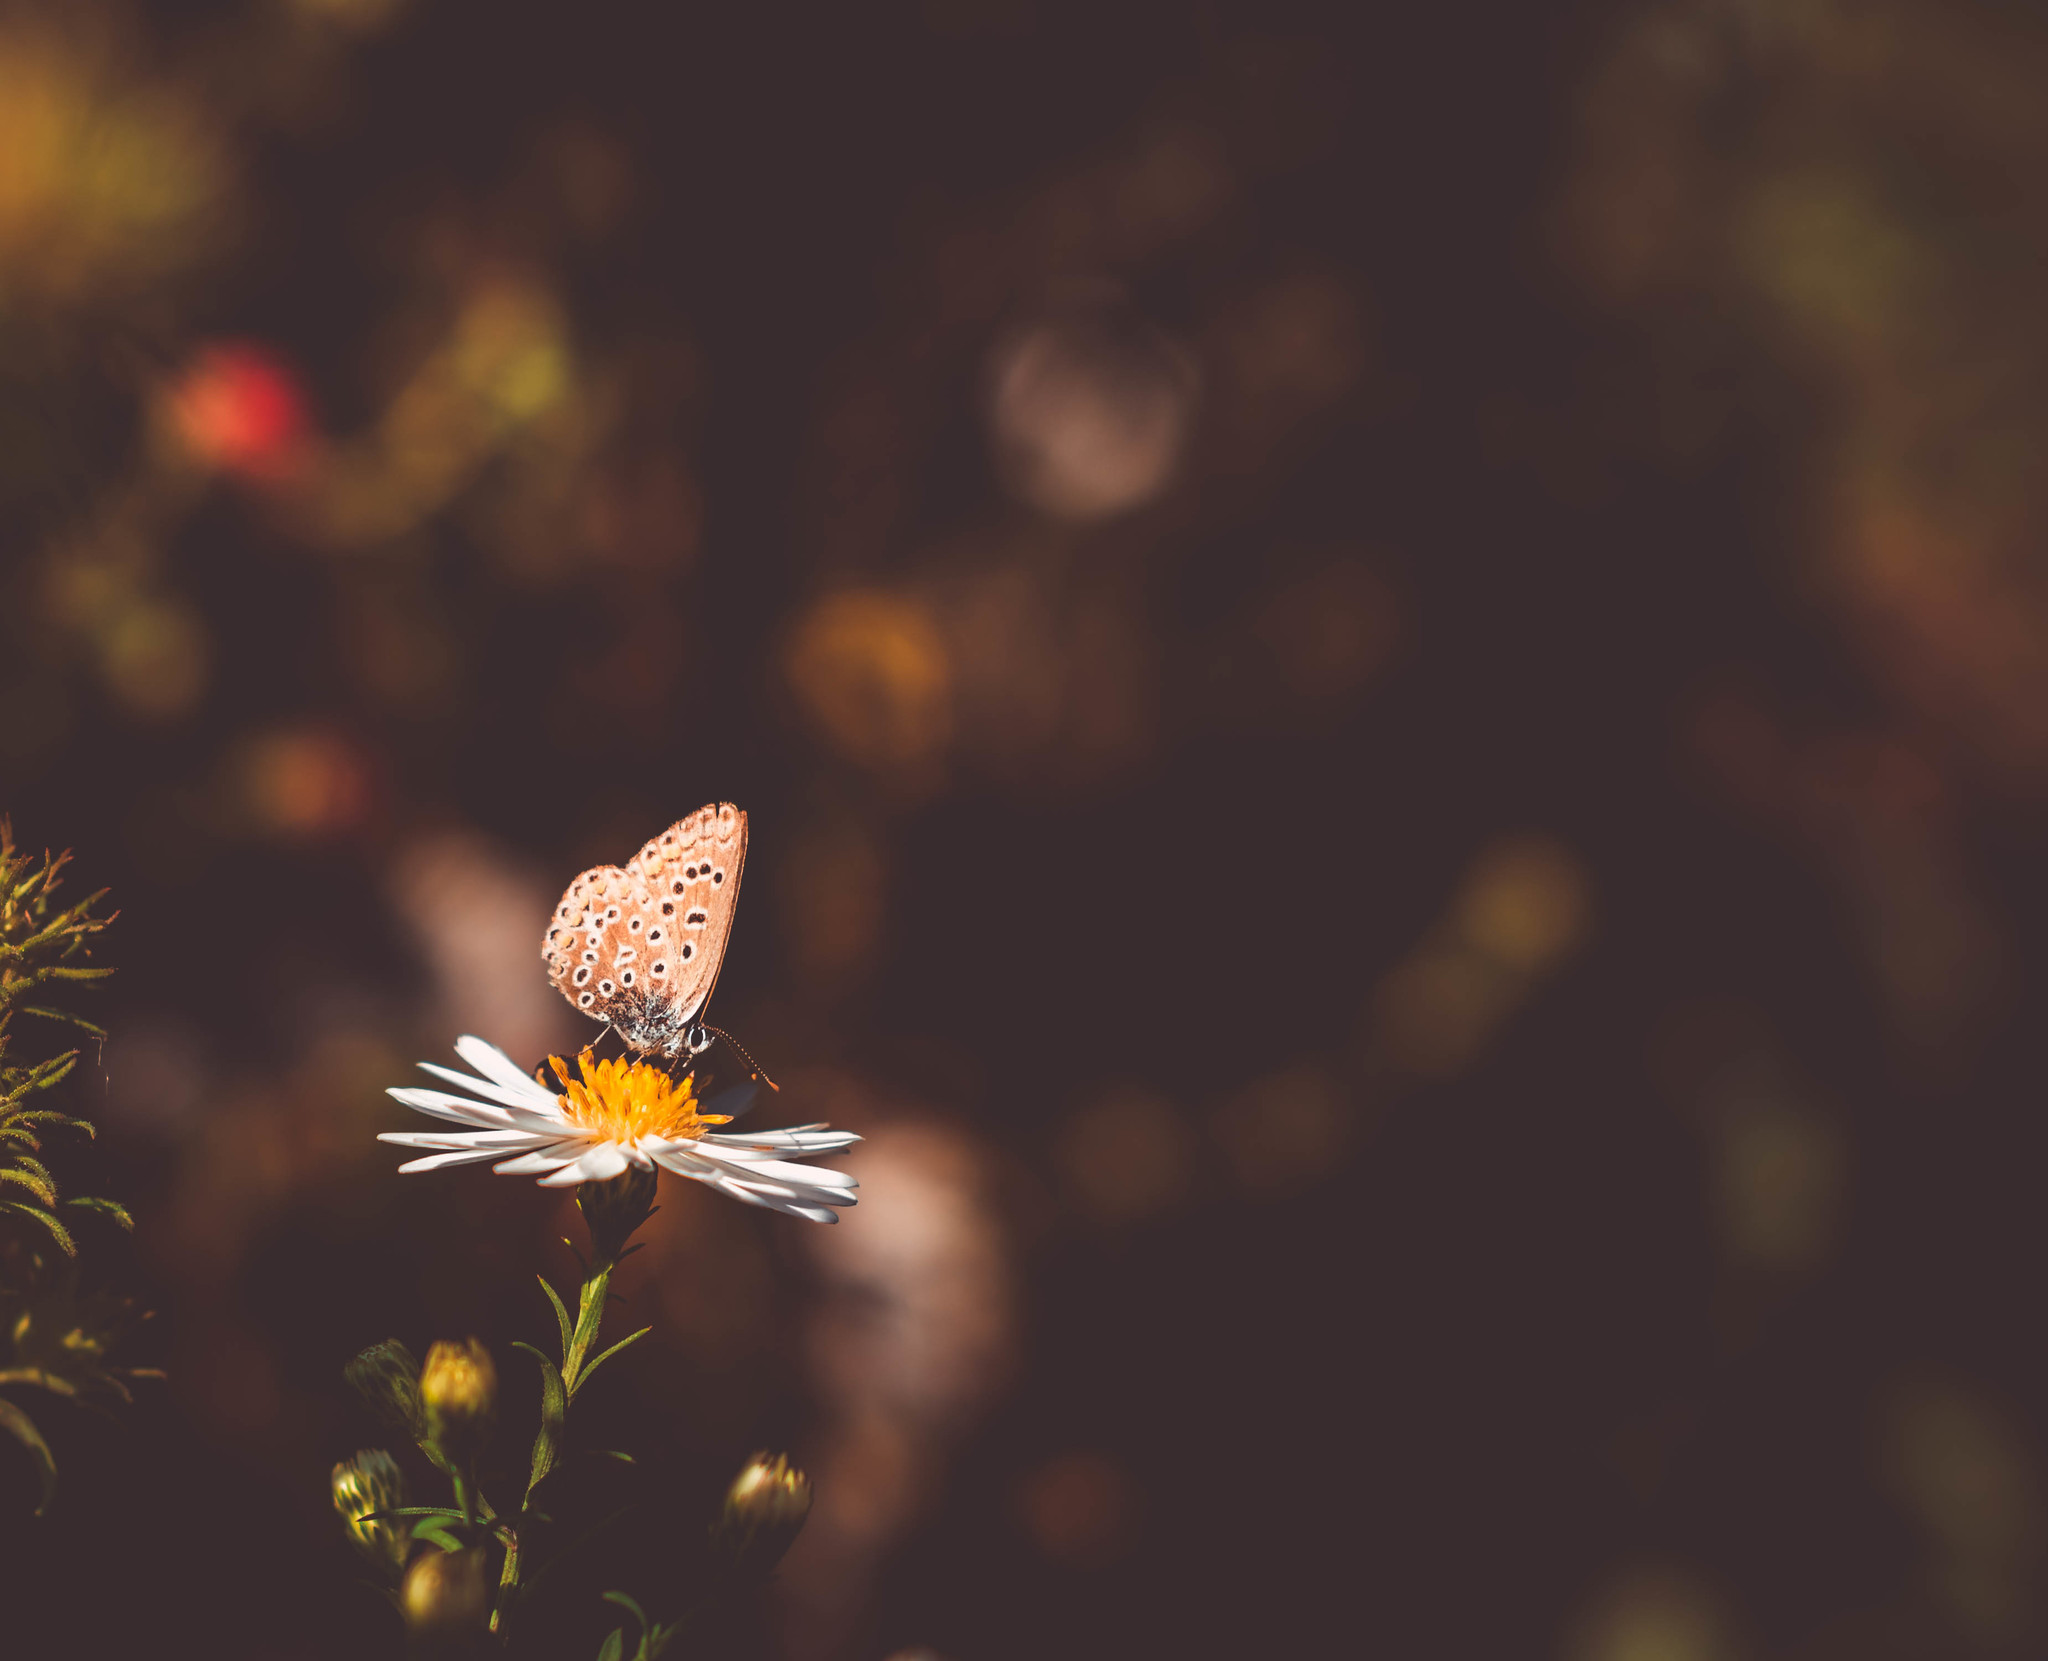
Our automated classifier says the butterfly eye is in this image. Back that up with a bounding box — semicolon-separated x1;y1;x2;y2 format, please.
681;943;693;960
652;961;666;976
605;906;620;921
599;979;615;995
547;928;559;940
712;870;724;884
582;950;597;965
621;969;635;986
685;910;707;927
628;917;642;932
648;928;663;943
661;901;675;915
671;880;685;895
574;967;591;986
579;992;595;1007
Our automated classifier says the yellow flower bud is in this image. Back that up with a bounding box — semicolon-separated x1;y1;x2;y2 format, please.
419;1338;497;1465
330;1448;408;1578
716;1451;813;1574
401;1546;489;1634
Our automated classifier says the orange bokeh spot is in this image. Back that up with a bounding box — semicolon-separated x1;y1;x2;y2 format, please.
170;342;309;481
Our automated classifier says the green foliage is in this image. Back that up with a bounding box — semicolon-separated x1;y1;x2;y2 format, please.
0;819;119;1258
0;820;153;1513
596;1590;684;1661
340;1214;813;1649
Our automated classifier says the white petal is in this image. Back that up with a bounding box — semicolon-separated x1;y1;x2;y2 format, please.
492;1139;592;1175
650;1144;759;1191
701;1126;862;1154
386;1086;516;1128
397;1146;519;1173
718;1175;844;1224
646;1145;854;1223
417;1063;565;1122
685;1144;858;1191
536;1140;632;1188
668;1152;851;1208
387;1087;564;1134
452;1035;563;1108
378;1129;554;1151
647;1142;740;1179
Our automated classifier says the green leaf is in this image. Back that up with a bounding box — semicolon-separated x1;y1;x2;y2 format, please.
570;1327;652;1400
63;1196;134;1230
15;1008;106;1038
601;1590;648;1626
0;1395;58;1514
412;1519;467;1553
537;1274;574;1360
0;1200;75;1255
511;1343;568;1490
0;1166;56;1205
361;1506;467;1524
596;1630;625;1661
9;1110;83;1132
22;1053;77;1093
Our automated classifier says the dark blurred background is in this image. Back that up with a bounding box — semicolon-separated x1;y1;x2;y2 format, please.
5;0;2048;1655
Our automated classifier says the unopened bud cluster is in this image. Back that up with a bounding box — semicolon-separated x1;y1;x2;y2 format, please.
331;1448;408;1578
344;1339;422;1436
716;1451;813;1575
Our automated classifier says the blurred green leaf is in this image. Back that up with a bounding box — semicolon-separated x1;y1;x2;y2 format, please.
14;1008;105;1038
412;1518;466;1553
1;1201;76;1256
63;1196;133;1230
0;1395;57;1514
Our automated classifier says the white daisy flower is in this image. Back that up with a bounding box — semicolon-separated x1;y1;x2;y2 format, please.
379;1036;859;1224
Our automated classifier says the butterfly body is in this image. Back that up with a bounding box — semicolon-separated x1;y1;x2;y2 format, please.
543;802;747;1058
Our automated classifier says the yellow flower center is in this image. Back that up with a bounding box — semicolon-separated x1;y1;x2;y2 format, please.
546;1049;730;1143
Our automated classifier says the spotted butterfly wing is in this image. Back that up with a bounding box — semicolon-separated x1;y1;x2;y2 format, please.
542;803;748;1058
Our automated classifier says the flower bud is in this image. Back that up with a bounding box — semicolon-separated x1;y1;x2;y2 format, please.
344;1339;422;1435
577;1161;660;1259
715;1451;813;1574
401;1546;489;1634
331;1448;408;1578
419;1339;496;1466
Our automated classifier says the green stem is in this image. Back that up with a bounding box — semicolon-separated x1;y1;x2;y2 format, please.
491;1252;616;1637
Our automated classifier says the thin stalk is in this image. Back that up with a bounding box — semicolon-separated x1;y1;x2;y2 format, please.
491;1252;616;1636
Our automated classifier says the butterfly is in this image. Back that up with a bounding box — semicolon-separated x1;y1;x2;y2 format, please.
542;802;748;1060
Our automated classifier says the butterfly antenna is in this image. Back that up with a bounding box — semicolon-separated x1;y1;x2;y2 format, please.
703;1025;780;1092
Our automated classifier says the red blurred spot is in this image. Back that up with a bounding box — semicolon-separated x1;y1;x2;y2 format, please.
170;342;309;481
